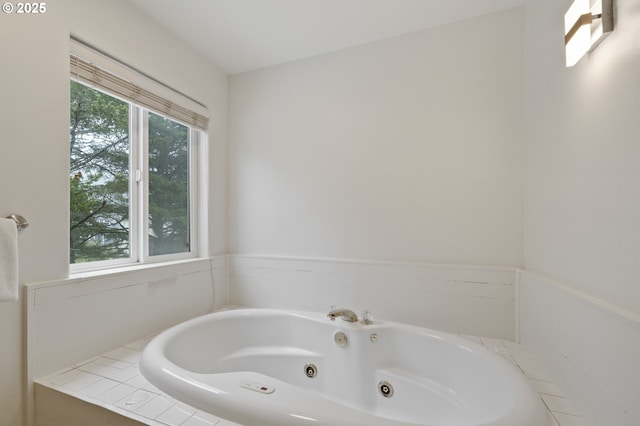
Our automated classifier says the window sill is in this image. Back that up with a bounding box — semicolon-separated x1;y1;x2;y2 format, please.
24;257;214;291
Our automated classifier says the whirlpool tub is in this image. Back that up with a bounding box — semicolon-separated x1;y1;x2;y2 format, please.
139;308;549;426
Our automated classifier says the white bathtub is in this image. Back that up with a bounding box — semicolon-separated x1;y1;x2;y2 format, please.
140;308;549;426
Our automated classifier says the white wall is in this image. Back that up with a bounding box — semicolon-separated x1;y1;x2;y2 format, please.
229;8;525;267
522;0;640;424
524;0;640;318
0;0;227;424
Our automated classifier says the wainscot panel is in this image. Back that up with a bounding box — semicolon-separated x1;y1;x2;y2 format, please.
228;255;516;339
518;270;640;426
25;257;224;426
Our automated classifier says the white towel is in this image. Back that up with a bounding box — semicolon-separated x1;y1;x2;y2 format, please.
0;218;18;302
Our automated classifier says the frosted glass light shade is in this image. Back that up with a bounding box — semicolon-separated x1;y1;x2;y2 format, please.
565;0;592;67
564;0;614;67
589;0;614;50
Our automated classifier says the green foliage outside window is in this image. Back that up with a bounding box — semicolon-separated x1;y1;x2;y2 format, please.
148;112;190;256
70;81;130;263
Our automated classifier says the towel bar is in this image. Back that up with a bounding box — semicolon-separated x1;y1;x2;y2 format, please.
6;214;28;229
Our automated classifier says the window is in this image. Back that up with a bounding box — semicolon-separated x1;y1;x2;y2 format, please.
147;112;191;257
69;40;208;270
70;82;131;263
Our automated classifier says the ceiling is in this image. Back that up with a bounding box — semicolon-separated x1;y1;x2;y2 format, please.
128;0;526;75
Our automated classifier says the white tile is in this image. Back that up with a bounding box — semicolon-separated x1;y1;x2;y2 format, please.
74;356;100;367
61;371;103;391
553;412;588;426
96;383;138;404
115;389;156;412
90;356;114;367
515;356;543;371
498;353;517;365
459;334;482;344
510;348;535;360
125;374;150;390
124;339;149;351
183;416;211;426
547;409;561;426
78;362;139;382
92;356;123;367
480;337;505;347
194;411;220;422
175;402;197;416
134;394;174;419
78;377;120;398
110;359;134;369
142;332;161;342
182;411;221;426
216;419;243;426
103;346;142;363
156;403;196;426
542;394;581;416
530;379;564;397
480;337;509;354
143;381;164;395
522;366;552;382
48;368;86;386
123;372;164;395
501;340;521;351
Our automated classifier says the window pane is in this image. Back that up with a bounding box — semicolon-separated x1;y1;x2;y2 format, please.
148;112;190;256
70;81;130;263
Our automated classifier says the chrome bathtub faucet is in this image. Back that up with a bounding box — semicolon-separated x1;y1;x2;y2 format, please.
327;308;358;322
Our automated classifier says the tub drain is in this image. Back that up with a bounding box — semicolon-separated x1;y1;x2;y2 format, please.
378;381;394;398
304;363;317;378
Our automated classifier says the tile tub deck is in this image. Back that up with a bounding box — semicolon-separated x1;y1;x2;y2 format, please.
35;334;586;426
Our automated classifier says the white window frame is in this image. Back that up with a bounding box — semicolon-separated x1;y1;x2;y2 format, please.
69;39;209;273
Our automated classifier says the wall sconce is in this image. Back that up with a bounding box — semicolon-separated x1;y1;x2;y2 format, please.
564;0;614;67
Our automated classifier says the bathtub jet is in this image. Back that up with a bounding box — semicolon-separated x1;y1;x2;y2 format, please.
139;308;549;426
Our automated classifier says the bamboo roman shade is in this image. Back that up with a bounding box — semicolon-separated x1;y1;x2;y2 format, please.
70;39;209;131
